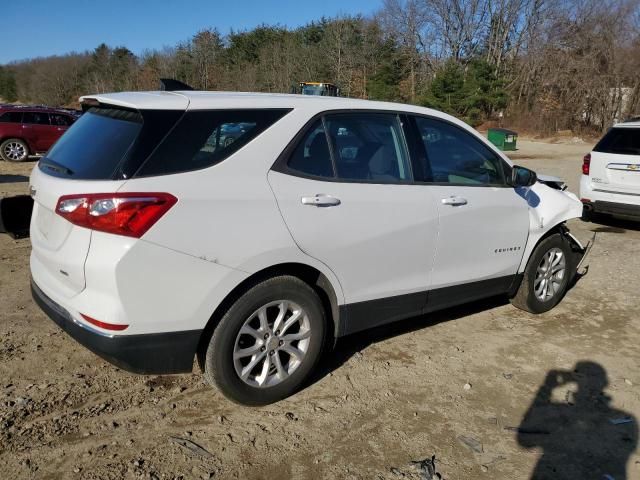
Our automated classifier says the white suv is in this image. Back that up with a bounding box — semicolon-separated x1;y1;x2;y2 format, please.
580;119;640;219
30;91;585;405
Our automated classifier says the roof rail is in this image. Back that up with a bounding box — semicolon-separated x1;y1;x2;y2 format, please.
159;78;194;91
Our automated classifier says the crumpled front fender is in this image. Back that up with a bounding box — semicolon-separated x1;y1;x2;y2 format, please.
517;182;584;273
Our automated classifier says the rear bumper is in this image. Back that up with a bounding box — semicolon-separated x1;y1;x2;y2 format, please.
31;280;201;374
580;175;640;219
586;200;640;218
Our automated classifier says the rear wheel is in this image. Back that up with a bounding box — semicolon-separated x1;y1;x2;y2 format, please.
0;139;29;162
203;276;326;405
511;233;575;313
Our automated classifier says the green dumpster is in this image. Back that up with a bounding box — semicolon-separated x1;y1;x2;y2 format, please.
488;128;518;151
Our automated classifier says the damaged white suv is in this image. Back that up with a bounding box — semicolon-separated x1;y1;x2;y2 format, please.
30;91;586;405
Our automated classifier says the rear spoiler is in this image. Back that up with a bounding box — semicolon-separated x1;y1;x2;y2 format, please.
0;195;33;239
159;78;194;91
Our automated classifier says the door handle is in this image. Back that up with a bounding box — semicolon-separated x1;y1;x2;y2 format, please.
441;196;468;206
301;194;341;207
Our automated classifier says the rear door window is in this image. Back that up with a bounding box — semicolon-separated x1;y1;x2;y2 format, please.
286;120;335;178
50;114;73;126
594;128;640;155
23;112;51;125
137;109;291;176
323;113;412;183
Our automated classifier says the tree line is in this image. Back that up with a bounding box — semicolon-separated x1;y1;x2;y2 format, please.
1;0;638;134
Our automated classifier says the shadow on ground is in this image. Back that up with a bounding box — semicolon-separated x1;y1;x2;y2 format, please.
0;174;29;184
518;361;637;479
313;265;589;386
312;296;508;384
583;214;640;233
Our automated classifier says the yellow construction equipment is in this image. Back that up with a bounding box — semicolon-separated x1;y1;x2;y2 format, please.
293;82;340;97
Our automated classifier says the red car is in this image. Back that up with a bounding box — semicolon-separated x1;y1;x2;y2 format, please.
0;105;79;162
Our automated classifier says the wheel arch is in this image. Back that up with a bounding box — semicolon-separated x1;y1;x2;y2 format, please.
195;262;341;371
511;221;583;297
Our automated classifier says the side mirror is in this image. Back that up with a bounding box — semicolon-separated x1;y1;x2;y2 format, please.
511;165;537;187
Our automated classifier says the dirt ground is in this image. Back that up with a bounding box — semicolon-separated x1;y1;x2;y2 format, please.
1;139;639;480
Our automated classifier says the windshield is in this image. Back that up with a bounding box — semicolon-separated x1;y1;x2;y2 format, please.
301;85;325;96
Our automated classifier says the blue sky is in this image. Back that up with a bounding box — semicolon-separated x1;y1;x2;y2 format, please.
0;0;380;64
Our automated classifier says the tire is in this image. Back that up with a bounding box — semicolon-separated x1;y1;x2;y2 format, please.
510;233;576;314
0;138;29;162
203;276;326;405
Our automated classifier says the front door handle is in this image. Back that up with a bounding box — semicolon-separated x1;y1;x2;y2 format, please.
441;196;468;206
301;194;341;207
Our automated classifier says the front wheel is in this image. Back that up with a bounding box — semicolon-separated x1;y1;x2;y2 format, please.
0;139;29;162
203;276;326;405
511;233;576;313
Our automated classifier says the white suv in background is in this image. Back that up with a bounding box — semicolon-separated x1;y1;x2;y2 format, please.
581;119;640;219
30;91;586;405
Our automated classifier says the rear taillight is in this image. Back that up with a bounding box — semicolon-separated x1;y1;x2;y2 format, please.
582;153;591;175
55;193;177;238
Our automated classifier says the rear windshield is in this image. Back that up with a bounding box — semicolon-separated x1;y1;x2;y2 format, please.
41;108;144;179
594;127;640;156
39;107;290;179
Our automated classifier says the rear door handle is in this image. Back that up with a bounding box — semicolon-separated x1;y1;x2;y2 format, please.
441;196;468;206
301;194;341;207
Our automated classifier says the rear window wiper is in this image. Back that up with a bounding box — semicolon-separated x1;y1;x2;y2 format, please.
39;158;74;176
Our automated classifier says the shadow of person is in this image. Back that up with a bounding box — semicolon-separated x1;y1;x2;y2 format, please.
518;361;637;479
307;296;509;387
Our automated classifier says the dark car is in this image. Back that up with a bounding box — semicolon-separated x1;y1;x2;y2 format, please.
0;105;79;162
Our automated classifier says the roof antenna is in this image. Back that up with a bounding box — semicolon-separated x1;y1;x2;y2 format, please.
159;78;194;91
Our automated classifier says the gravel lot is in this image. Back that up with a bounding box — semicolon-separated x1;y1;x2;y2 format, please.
1;139;639;479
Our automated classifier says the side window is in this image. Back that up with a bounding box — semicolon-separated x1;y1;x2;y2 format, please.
0;111;23;123
23;112;51;125
22;112;49;125
202;121;257;154
138;109;290;176
324;113;412;183
287;120;335;178
51;114;72;126
414;117;506;185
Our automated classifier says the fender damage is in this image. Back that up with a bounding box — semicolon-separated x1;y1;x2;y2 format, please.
517;181;587;273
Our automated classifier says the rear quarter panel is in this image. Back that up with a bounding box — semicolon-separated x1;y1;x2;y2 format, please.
118;107;346;306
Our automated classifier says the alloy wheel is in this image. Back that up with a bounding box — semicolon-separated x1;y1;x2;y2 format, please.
233;300;311;388
4;142;27;161
534;247;566;301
